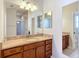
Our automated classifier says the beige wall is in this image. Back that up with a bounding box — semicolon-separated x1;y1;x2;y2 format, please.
63;2;78;32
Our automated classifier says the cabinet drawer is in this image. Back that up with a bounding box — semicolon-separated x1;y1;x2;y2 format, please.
46;44;52;51
46;39;52;45
3;46;23;57
24;43;36;51
6;53;22;58
35;41;45;47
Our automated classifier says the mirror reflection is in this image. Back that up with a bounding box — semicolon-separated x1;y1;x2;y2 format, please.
5;0;52;40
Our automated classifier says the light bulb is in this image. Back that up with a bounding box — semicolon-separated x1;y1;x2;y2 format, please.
22;2;26;6
33;5;37;10
27;3;32;9
31;5;37;12
25;7;29;10
20;2;26;9
47;11;52;16
30;8;35;12
20;5;24;9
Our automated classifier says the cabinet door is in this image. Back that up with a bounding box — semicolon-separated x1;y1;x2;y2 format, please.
0;51;1;57
23;49;35;58
62;36;69;50
63;39;66;49
6;53;22;58
65;36;69;47
36;46;45;58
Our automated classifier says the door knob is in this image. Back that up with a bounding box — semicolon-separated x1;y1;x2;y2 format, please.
74;32;75;34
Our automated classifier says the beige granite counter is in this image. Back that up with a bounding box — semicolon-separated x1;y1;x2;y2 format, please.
0;35;52;50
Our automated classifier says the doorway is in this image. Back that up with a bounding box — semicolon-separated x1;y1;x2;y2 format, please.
62;1;79;57
16;20;25;35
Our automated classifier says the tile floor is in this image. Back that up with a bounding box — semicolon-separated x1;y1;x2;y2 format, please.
63;48;79;58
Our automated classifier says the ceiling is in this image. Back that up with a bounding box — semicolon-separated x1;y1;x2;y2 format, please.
5;0;43;9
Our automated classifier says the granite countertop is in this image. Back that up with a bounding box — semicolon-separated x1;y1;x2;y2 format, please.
0;35;52;50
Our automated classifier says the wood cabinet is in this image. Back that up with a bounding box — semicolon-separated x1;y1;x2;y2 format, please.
0;39;52;58
36;46;45;58
62;35;69;50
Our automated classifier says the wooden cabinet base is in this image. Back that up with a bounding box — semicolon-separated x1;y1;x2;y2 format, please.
0;39;52;58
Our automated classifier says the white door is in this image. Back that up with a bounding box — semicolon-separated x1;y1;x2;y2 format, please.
73;12;79;48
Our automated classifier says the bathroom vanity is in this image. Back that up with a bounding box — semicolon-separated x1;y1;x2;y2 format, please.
0;35;52;58
62;33;69;50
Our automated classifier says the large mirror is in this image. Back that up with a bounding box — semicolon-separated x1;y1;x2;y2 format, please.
62;1;79;58
4;0;52;40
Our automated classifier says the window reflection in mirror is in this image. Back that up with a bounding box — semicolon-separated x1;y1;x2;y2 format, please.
43;11;52;28
37;11;52;29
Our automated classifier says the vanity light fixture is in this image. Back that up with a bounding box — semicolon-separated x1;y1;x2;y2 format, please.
20;0;38;12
